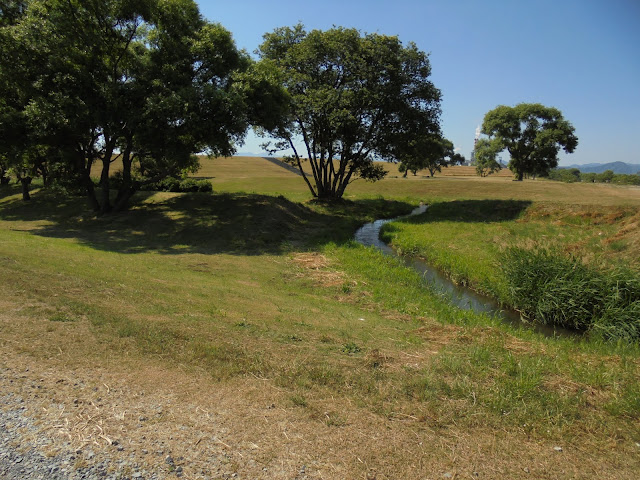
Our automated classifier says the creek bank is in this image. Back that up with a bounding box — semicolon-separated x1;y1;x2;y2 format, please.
354;205;573;337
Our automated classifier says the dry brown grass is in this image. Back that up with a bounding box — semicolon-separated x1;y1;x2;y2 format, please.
291;252;347;288
519;203;640;268
101;155;640;207
2;270;639;480
4;341;638;480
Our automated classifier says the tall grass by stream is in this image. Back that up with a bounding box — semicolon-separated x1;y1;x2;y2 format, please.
381;199;640;341
503;248;640;340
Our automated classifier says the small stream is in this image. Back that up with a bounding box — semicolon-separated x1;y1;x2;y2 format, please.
354;205;573;337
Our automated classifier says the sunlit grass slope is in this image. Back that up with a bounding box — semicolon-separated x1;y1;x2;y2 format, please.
1;156;639;478
201;156;640;206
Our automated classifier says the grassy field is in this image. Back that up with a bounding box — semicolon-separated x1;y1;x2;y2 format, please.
381;200;640;291
202;156;640;206
1;156;639;479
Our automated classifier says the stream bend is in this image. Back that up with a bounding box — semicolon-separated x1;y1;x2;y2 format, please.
354;204;573;337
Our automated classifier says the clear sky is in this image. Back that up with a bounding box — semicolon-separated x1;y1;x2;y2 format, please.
197;0;640;166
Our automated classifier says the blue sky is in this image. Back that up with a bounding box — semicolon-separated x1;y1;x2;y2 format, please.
198;0;640;166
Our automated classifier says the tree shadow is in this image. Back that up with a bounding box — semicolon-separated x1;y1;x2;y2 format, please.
397;199;533;225
0;188;414;256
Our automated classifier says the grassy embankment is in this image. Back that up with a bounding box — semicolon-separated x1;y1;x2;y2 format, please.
1;156;639;478
381;198;640;338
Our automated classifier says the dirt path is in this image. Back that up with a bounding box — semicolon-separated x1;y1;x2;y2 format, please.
1;293;637;479
2;346;638;480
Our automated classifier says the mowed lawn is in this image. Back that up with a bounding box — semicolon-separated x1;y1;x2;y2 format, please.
1;156;639;479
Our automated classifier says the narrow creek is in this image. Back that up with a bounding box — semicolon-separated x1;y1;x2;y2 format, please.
354;204;573;337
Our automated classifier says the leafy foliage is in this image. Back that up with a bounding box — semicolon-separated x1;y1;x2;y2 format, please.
548;168;640;185
473;138;503;177
1;0;279;212
109;172;212;193
397;136;463;177
257;24;442;200
479;103;578;181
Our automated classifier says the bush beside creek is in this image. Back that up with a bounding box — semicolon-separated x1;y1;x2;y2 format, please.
502;248;640;341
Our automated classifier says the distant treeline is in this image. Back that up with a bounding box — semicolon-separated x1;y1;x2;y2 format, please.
548;168;640;185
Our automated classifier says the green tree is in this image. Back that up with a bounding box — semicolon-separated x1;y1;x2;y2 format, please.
257;24;442;200
611;174;640;185
4;0;275;212
548;167;581;183
0;0;27;26
0;0;35;197
473;138;502;177
479;103;578;181
596;170;614;183
398;136;462;177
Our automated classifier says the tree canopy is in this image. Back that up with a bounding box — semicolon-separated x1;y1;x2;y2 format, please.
1;0;280;212
398;135;463;177
473;138;502;177
257;24;442;200
479;103;578;181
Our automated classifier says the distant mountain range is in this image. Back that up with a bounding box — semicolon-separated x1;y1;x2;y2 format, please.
560;162;640;175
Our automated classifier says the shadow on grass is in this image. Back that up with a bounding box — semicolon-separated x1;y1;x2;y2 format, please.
0;187;413;256
401;199;533;224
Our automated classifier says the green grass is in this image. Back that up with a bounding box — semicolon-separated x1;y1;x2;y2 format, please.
380;200;531;299
380;199;640;339
2;160;640;471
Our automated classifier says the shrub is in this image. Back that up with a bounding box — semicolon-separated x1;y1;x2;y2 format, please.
611;174;640;186
109;172;212;193
176;178;213;192
548;168;581;183
596;170;614;183
501;248;640;341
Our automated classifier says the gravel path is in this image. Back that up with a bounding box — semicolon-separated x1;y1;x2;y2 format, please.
1;385;166;480
0;364;313;480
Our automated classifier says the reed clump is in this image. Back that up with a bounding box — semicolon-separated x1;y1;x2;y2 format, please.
502;247;640;341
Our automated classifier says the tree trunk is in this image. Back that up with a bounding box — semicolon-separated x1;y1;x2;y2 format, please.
288;138;317;198
99;143;115;214
113;187;136;212
113;143;135;212
79;167;100;212
516;171;524;181
20;176;32;201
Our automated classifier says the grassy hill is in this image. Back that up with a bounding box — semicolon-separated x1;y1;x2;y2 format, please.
1;158;639;479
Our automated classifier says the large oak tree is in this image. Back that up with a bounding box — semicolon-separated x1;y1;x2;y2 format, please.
479;103;578;181
257;24;442;200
